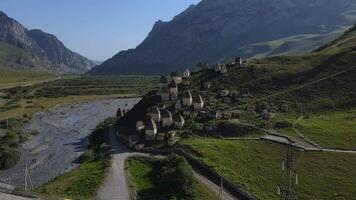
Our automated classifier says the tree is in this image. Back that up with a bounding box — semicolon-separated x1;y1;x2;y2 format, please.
255;101;270;113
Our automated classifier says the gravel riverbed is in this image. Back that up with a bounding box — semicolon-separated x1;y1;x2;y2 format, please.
0;97;140;187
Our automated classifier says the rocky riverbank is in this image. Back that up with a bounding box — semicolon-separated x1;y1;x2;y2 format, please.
0;98;140;187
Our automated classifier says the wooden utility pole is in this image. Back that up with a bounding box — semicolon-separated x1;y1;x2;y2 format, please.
24;162;33;192
219;177;224;200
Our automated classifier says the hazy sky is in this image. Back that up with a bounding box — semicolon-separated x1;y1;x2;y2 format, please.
0;0;201;61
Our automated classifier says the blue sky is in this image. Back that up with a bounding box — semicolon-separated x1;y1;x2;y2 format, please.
0;0;201;61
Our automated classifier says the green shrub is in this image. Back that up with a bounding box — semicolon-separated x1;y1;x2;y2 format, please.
255;101;270;113
274;121;293;129
0;146;20;169
158;154;194;196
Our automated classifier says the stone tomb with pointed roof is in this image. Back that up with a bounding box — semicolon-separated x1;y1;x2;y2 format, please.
193;94;204;110
182;91;193;106
161;109;173;127
147;106;161;123
173;113;185;129
145;119;157;141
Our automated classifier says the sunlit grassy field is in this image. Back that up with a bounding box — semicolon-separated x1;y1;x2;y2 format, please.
296;109;356;149
0;67;55;89
180;138;356;200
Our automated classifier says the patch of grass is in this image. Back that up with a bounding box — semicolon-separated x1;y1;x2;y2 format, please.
35;75;158;98
35;159;109;200
296;109;356;149
0;66;54;89
35;119;113;200
180;137;356;200
127;155;217;200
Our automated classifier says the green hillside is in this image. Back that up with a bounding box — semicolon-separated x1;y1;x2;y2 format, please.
119;25;356;200
234;26;349;59
0;41;24;66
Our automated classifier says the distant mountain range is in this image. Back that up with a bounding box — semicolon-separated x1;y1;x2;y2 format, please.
89;0;356;75
0;11;94;74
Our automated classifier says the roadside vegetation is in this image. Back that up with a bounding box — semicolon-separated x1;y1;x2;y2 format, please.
0;118;27;169
35;118;115;200
180;137;356;200
127;155;217;200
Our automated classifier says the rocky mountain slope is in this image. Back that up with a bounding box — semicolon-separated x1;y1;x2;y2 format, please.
0;11;94;74
89;0;356;75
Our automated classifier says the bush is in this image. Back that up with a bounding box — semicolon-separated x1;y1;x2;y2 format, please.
159;154;194;196
255;101;270;113
0;146;20;169
280;104;289;112
274;121;293;129
215;121;257;137
78;149;94;163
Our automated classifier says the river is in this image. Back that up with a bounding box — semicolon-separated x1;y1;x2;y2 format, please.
0;97;140;187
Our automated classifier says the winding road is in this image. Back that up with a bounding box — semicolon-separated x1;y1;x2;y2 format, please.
96;126;237;200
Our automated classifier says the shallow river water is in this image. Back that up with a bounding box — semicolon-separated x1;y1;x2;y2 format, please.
0;97;140;187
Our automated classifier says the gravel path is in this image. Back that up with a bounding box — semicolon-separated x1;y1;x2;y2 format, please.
97;127;238;200
0;98;140;187
96;126;147;200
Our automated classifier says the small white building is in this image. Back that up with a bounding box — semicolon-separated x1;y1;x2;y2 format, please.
240;88;250;97
161;109;173;127
175;100;182;110
235;57;242;66
182;79;191;86
159;87;170;101
261;109;275;120
220;90;230;97
148;106;161;123
136;121;145;132
221;65;228;74
215;64;223;72
159;76;169;89
145;119;157;141
182;91;193;106
156;133;166;141
209;110;223;119
204;82;211;89
183;69;190;78
193;95;204;110
173;114;185;129
171;71;183;84
182;107;191;116
116;108;124;118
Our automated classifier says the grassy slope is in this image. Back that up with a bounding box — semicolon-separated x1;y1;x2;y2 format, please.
0;67;54;89
180;138;356;200
35;159;108;200
127;156;217;200
235;27;348;59
296;109;356;149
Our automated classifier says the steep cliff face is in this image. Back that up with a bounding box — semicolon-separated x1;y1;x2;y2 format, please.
0;11;94;73
89;0;356;75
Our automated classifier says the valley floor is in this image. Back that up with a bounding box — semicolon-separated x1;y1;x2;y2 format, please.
0;98;140;187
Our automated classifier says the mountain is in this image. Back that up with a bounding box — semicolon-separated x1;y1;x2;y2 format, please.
0;11;94;74
89;0;356;75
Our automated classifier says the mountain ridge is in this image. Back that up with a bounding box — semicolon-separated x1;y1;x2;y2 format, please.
89;0;356;75
0;11;94;74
